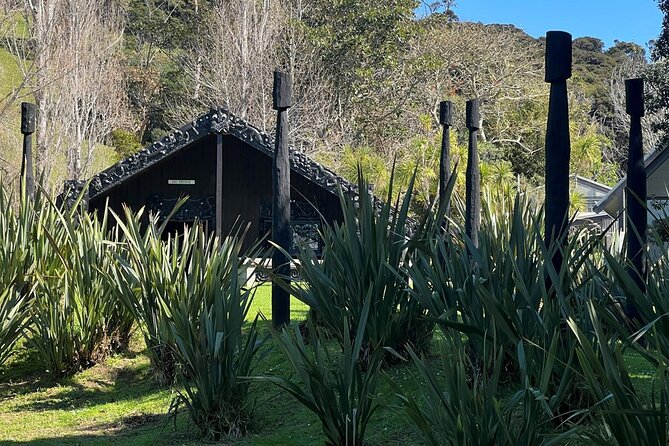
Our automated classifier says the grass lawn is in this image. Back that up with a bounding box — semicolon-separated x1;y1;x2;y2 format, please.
0;284;659;445
0;285;427;445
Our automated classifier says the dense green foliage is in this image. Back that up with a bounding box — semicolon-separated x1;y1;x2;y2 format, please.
28;198;132;375
163;227;263;440
96;1;652;193
0;186;32;366
1;171;669;444
284;169;437;360
265;308;383;446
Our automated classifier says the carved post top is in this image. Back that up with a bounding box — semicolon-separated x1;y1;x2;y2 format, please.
273;70;293;110
625;78;645;117
545;31;572;83
466;99;480;130
21;102;36;135
439;101;453;126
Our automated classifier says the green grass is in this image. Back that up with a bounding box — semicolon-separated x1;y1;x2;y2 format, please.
0;284;661;446
0;285;426;445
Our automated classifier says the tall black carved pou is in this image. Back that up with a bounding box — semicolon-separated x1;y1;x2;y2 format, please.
465;99;481;249
544;31;572;275
20;102;36;199
272;70;292;328
439;101;453;210
624;78;647;316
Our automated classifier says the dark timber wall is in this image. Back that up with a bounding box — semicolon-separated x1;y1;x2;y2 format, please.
89;134;342;248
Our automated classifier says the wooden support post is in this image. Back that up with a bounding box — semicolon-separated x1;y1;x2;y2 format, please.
216;132;223;238
439;100;453;210
20;102;36;199
272;69;292;328
544;31;572;275
465;99;481;249
624;78;647;317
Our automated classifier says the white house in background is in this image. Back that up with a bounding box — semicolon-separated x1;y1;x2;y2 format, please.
571;175;613;229
594;144;669;233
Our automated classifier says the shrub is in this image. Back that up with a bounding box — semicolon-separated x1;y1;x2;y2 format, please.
264;297;382;446
569;301;669;445
602;228;669;362
110;128;142;160
28;194;129;375
392;340;577;446
166;227;264;440
288;169;436;362
110;204;185;384
409;190;602;411
0;185;32;366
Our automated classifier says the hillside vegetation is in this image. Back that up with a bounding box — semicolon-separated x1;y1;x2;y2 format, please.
0;1;661;199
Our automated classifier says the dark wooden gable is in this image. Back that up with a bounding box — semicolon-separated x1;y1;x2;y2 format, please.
85;107;355;250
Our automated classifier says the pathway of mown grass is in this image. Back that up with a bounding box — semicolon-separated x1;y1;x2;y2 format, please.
0;285;424;445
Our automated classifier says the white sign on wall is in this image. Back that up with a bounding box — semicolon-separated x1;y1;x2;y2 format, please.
168;179;195;185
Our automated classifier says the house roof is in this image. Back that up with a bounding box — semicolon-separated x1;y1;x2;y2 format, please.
570;175;611;195
88;107;358;201
593;141;669;216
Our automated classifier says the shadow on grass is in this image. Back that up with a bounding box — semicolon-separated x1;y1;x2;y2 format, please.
0;412;197;446
0;347;56;402
7;361;161;412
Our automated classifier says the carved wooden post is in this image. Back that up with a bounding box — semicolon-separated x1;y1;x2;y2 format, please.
544;31;572;274
439;101;453;209
20;102;36;199
465;99;481;249
624;78;647;317
216;132;223;238
272;70;292;328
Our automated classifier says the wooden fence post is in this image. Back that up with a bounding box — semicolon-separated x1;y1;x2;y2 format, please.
624;77;647;318
439;100;453;210
544;31;572;275
465;99;481;249
272;70;292;328
20;102;36;199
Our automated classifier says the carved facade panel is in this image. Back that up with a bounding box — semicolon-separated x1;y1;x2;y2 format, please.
146;195;216;222
259;200;322;256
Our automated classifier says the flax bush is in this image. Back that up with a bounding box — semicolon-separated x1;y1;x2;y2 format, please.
0;185;33;366
110;204;187;384
113;205;265;438
288;169;437;361
569;300;669;445
265;297;383;446
28;193;131;375
392;338;577;446
409;189;604;414
165;227;264;440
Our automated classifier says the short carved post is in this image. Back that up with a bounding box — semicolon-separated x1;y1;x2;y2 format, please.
465;99;481;249
272;70;292;328
20;102;36;199
439;101;453;209
544;31;572;275
624;78;647;317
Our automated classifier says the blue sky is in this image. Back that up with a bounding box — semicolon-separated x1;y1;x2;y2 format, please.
443;0;663;51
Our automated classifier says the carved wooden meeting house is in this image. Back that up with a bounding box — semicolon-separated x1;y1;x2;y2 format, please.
73;107;353;255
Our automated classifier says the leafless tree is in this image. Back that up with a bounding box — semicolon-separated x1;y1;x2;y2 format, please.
412;21;545;145
4;0;129;183
609;56;664;161
172;0;339;156
173;0;284;133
